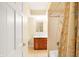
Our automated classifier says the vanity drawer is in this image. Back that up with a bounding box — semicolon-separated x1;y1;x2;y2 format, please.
34;38;47;50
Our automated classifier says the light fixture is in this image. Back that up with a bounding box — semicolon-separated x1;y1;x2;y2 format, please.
31;15;47;22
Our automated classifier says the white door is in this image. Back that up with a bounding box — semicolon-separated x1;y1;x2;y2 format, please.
7;5;23;57
0;3;8;56
6;4;15;56
6;4;23;56
0;3;23;56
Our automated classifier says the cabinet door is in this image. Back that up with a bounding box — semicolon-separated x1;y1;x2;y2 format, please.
39;38;47;50
34;38;39;50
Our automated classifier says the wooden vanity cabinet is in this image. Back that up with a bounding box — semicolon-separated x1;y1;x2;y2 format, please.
34;38;47;50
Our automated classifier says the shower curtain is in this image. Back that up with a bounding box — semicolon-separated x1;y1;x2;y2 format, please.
59;2;79;57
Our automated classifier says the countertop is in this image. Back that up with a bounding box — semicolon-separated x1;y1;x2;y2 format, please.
34;32;48;38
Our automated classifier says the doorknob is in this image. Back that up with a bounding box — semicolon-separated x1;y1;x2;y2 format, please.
57;42;59;46
23;43;26;46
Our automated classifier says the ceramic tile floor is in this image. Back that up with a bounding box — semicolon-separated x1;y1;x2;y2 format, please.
28;47;48;57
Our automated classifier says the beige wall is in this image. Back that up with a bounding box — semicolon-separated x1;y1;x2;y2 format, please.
23;3;31;56
43;15;48;33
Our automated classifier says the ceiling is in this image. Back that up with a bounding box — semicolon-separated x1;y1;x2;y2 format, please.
27;2;48;10
24;2;48;15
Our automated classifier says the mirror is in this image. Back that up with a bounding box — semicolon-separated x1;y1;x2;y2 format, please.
36;21;43;32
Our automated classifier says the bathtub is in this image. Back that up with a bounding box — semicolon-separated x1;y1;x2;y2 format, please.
49;50;58;57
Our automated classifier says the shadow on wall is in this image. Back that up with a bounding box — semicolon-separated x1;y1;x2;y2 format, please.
28;38;34;48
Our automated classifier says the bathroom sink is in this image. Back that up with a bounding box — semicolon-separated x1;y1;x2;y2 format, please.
34;32;48;38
